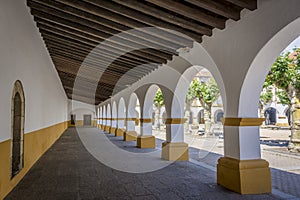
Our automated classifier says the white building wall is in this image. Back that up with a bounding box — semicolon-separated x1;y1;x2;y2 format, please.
0;0;68;142
68;100;96;121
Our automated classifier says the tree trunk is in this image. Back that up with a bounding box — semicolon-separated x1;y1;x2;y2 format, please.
204;106;212;136
289;91;300;151
184;100;192;133
154;106;161;130
259;102;265;125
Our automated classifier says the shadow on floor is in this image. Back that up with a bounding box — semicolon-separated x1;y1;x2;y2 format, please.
4;128;292;200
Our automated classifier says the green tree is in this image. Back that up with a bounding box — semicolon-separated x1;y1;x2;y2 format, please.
188;78;220;134
264;48;300;150
153;89;165;130
259;87;273;118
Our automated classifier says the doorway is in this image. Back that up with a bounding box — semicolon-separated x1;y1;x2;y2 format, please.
83;114;92;126
70;114;76;125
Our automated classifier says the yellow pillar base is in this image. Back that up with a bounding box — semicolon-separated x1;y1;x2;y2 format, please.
161;142;189;161
217;157;271;194
105;126;111;132
137;135;156;148
123;131;137;141
109;127;117;134
115;128;125;137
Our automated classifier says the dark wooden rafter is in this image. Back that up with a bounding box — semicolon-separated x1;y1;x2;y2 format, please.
28;4;176;60
224;0;257;10
184;0;242;20
145;0;227;29
26;0;258;104
29;0;192;47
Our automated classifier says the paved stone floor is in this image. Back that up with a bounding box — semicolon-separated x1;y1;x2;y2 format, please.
5;127;285;200
153;128;300;199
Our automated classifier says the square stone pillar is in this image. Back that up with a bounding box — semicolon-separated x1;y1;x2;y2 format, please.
137;118;156;148
115;118;125;136
217;118;271;194
161;118;188;161
124;118;137;141
110;118;117;134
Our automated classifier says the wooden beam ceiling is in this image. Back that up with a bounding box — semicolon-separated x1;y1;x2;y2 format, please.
26;0;257;105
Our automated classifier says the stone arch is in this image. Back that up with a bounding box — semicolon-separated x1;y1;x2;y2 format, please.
106;104;111;127
127;93;139;119
102;105;106;126
118;97;126;129
111;101;117;127
172;65;225;118
99;107;102;126
239;17;300;117
11;80;25;178
124;93;140;139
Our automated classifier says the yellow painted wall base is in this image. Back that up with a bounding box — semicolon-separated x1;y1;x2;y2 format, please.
0;121;68;199
68;120;96;127
217;157;272;194
137;135;156;148
105;126;111;132
161;142;189;161
115;128;125;137
275;123;289;127
123;131;137;141
109;127;117;134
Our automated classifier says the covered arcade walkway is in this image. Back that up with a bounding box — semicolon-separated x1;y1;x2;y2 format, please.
5;127;281;200
2;0;300;199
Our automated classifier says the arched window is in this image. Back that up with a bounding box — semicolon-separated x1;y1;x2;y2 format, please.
214;110;224;123
197;110;204;124
11;80;25;178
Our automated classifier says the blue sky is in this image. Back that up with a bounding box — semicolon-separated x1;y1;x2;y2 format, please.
283;36;300;53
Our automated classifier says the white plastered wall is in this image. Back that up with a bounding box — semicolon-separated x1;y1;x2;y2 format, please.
68;100;96;121
0;0;68;142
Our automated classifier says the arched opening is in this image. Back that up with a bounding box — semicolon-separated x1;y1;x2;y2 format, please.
214;109;224;124
124;93;140;141
11;80;25;178
264;107;277;125
141;85;167;146
102;105;106;130
117;98;126;136
173;65;224;160
105;104;112;132
236;17;300;194
109;101;118;134
184;68;224;136
197;109;204;124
